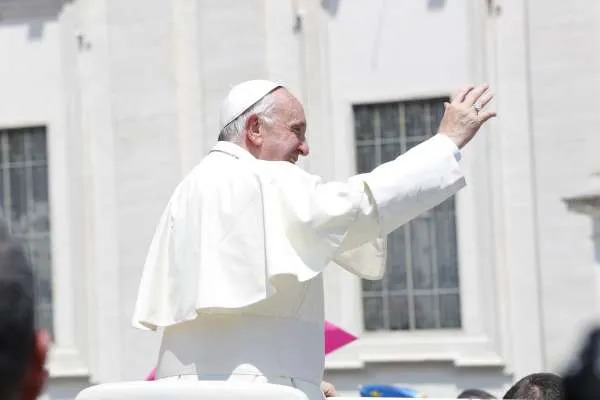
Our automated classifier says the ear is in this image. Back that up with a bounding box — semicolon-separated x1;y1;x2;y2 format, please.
21;330;50;400
244;114;263;147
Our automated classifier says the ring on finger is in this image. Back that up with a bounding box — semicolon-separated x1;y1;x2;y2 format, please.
473;102;482;113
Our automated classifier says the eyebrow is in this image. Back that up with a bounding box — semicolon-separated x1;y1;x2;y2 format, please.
290;122;306;129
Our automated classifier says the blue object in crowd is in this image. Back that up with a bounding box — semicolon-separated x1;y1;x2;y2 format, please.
359;384;425;398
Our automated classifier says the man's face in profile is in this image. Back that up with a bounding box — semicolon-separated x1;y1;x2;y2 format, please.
252;89;310;163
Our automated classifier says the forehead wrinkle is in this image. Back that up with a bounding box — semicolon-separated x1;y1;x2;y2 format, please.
269;88;304;122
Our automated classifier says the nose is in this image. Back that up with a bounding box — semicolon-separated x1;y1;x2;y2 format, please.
299;141;310;156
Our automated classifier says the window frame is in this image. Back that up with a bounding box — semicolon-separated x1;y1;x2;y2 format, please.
323;94;507;370
0;126;54;335
353;99;462;333
0;120;89;377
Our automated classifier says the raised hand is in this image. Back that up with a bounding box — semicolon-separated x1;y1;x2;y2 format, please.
437;84;496;149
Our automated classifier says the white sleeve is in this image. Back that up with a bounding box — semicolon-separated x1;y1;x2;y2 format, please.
356;134;465;237
266;135;465;280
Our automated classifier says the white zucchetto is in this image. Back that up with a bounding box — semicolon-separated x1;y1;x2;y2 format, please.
219;80;283;131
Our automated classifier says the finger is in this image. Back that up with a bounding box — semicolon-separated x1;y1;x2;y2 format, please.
452;85;474;104
464;84;489;106
476;90;494;109
478;111;497;124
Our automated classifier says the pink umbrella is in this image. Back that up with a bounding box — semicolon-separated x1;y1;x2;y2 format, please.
146;320;357;380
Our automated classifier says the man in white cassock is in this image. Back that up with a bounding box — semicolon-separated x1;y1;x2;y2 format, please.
132;80;495;400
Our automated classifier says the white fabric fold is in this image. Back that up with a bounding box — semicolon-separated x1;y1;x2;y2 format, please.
132;135;464;331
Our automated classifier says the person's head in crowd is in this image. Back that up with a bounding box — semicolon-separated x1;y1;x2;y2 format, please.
503;372;564;399
562;327;600;400
0;239;50;400
457;388;496;398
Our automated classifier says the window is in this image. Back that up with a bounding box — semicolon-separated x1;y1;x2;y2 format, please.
0;126;53;336
354;99;461;331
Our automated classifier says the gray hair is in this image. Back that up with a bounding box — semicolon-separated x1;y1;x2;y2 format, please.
218;92;278;143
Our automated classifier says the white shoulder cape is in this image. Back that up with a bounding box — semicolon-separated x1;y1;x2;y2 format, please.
132;136;464;330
